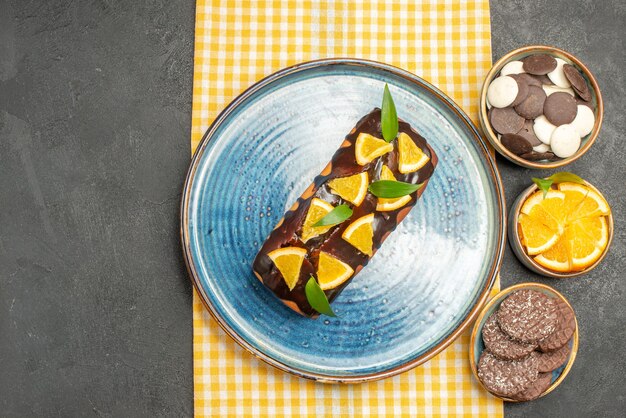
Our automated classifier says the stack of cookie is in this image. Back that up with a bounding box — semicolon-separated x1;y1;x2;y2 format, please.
477;289;576;401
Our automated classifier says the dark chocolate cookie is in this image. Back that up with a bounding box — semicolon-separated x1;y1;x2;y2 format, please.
519;151;558;161
512;372;552;402
538;299;576;352
532;73;554;85
490;107;525;135
516;119;542;146
563;64;591;101
523;54;558;75
535;343;571;373
478;351;539;397
482;314;537;360
514;85;547;119
501;133;533;156
511;73;542;88
510;78;529;107
543;92;577;126
497;290;559;343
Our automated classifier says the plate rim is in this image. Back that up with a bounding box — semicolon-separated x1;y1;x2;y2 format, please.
180;58;507;383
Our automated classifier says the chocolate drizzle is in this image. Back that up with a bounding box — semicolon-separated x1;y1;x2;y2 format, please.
252;108;438;317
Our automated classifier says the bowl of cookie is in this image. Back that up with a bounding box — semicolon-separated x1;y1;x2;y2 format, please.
479;45;603;169
469;283;578;402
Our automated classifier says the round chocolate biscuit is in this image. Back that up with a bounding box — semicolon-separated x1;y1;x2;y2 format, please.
501;133;533;156
523;54;558;75
520;151;558;161
497;290;559;343
572;85;592;102
563;64;591;101
538;299;576;352
490;107;525;135
477;351;540;397
535;343;571;373
533;73;554;85
511;73;542;88
482;314;537;360
544;92;577;126
514;85;547;119
510;78;529;107
516;119;542;146
512;372;552;402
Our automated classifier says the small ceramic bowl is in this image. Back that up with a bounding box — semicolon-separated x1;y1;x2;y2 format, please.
469;283;579;402
479;45;603;169
508;181;614;278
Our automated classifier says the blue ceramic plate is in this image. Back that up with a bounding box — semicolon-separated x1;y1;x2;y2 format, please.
182;59;505;382
469;283;578;400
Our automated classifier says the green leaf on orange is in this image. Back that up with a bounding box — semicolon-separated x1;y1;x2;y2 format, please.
381;83;398;143
532;172;585;199
312;204;353;227
368;180;422;198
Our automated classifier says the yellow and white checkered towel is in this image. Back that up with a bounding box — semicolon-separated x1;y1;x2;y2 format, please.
191;1;502;416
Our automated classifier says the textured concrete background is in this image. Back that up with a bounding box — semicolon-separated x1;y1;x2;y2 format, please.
491;1;626;416
0;0;624;416
0;0;195;416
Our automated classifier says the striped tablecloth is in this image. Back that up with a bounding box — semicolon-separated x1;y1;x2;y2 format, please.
190;1;502;416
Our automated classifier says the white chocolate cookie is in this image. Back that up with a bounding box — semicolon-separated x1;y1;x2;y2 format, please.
571;104;595;137
533;143;550;153
533;115;557;144
547;58;572;88
501;60;526;76
550;124;581;158
542;85;575;97
487;76;519;108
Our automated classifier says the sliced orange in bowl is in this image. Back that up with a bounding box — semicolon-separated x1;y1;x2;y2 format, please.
567;187;610;220
570;216;609;250
565;222;604;270
520;190;565;233
398;132;430;174
557;182;589;219
342;213;375;256
376;165;412;211
327;172;368;206
518;180;612;275
534;235;571;272
300;198;335;243
267;247;307;290
518;213;560;255
317;252;354;290
354;133;393;165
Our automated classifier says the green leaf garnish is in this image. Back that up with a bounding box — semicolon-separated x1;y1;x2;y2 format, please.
547;172;585;184
305;277;336;317
312;204;353;227
381;83;398;143
532;172;585;199
368;180;422;198
532;178;553;199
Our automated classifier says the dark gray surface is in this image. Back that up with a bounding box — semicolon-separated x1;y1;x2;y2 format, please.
0;0;195;416
491;1;626;417
0;0;624;416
